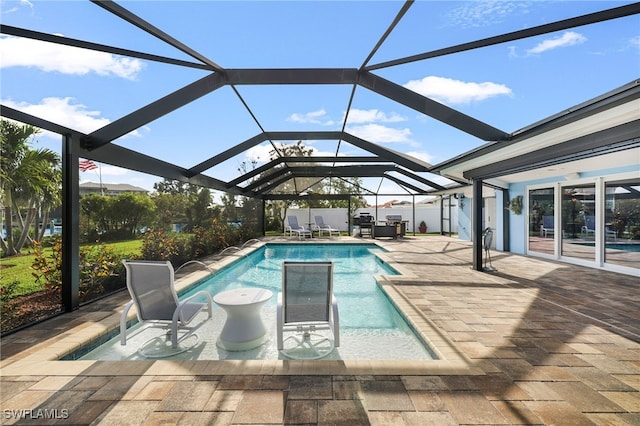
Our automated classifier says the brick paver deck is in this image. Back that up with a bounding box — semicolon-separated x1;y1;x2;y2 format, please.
1;236;639;425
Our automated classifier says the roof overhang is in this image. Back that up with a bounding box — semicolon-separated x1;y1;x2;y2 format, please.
431;80;640;186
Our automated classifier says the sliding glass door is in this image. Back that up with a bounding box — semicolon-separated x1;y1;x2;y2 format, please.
528;187;555;255
560;184;596;261
604;178;640;269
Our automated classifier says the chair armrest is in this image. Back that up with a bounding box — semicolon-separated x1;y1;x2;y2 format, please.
277;293;284;350
331;295;340;347
174;291;213;324
120;300;135;345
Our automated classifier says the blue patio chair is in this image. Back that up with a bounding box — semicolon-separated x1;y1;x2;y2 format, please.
286;216;312;239
541;215;554;238
582;216;616;240
313;215;339;237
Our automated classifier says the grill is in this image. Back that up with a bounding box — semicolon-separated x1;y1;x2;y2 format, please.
385;214;403;225
353;213;374;237
353;213;374;226
385;214;407;238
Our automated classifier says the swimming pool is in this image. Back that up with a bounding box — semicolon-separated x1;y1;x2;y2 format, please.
76;243;436;361
574;242;640;252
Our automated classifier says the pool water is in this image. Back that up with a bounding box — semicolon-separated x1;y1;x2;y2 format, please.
76;243;436;361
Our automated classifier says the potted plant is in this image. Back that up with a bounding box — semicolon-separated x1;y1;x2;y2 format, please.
418;220;427;233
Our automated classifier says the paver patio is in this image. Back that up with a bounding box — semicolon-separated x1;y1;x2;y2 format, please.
1;236;638;425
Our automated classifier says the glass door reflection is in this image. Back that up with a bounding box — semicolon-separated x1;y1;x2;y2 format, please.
561;185;595;261
528;188;555;255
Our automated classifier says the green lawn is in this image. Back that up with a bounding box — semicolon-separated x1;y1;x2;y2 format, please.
1;239;142;298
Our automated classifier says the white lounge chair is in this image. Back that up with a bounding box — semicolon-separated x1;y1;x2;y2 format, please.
313;215;339;237
120;260;213;357
286;216;312;239
277;261;339;359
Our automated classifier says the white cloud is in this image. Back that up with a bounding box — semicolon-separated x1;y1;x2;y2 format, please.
0;35;144;79
2;0;33;14
287;109;334;125
245;143;274;163
631;36;640;50
2;97;111;135
404;76;512;105
2;97;144;139
527;31;587;55
447;1;531;28
405;151;434;165
346;123;414;145
346;109;406;124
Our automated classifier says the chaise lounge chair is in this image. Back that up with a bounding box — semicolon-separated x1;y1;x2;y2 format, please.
286;216;312;239
313;215;339;237
120;260;213;357
277;261;339;359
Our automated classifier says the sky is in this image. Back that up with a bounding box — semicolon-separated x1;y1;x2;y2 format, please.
1;0;639;204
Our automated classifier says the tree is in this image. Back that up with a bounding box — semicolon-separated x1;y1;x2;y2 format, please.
80;193;110;239
185;187;213;231
265;141;314;231
151;192;186;231
80;192;155;240
110;192;155;238
0;120;60;256
153;179;215;232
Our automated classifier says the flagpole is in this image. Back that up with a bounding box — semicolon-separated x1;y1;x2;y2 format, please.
99;164;103;196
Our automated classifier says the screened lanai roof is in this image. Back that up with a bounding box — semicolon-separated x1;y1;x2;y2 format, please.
1;1;639;201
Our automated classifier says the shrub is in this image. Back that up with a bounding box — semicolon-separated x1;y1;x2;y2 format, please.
32;236;63;297
32;235;134;303
191;219;231;258
0;279;20;317
141;228;193;266
79;243;131;302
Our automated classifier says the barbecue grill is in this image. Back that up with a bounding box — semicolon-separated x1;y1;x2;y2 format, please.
353;213;374;237
385;214;407;237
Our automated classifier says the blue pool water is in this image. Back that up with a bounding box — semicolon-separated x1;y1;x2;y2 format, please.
574;242;640;252
184;244;403;329
76;243;436;361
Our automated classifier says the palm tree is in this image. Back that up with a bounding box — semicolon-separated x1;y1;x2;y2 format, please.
0;120;60;256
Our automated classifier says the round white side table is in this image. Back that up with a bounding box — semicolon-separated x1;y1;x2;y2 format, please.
213;288;273;351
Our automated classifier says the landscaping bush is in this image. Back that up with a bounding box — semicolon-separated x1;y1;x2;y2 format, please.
31;235;136;303
140;228;193;267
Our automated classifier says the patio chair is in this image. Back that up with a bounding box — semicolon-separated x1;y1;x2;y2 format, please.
582;215;616;240
120;260;213;357
541;215;554;238
286;216;312;239
314;215;339;237
277;261;339;359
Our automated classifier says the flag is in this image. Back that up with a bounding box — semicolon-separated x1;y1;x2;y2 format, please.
79;159;98;172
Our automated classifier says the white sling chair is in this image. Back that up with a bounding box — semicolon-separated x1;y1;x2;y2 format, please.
286;216;312;239
120;260;212;357
314;215;339;237
277;261;339;359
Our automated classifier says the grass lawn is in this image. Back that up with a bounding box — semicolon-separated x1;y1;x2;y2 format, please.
1;239;142;298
